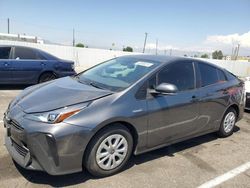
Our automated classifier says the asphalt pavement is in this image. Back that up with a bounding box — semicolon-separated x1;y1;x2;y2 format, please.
0;86;250;188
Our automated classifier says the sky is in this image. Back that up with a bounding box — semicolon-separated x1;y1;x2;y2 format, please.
0;0;250;55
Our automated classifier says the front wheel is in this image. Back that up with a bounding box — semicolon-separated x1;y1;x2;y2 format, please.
218;107;237;137
84;125;133;177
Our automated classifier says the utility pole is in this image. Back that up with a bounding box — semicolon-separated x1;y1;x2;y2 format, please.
231;46;234;60
233;47;237;60
73;28;75;47
7;18;10;34
235;43;240;60
155;39;158;55
142;32;148;53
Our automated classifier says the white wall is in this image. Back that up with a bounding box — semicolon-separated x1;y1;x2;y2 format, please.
1;40;250;77
0;40;138;69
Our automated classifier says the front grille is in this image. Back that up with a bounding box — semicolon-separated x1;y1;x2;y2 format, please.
10;120;24;131
12;139;28;157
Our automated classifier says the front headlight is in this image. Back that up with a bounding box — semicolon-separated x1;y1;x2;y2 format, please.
24;103;89;124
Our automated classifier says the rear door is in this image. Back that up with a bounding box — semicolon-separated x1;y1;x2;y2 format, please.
0;46;13;84
195;61;229;131
12;47;45;84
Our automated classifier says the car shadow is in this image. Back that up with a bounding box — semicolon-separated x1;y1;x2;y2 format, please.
15;127;240;187
0;85;31;90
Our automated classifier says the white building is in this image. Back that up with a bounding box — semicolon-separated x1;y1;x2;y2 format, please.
223;55;232;61
0;33;44;44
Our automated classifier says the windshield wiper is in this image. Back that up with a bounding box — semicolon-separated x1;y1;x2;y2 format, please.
75;76;108;91
89;82;106;90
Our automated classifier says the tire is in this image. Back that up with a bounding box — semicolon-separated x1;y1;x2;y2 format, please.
218;107;237;137
39;72;56;83
84;124;133;177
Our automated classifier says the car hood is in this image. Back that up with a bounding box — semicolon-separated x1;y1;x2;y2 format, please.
13;77;112;113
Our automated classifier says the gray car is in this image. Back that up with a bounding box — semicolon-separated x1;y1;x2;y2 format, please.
4;55;245;177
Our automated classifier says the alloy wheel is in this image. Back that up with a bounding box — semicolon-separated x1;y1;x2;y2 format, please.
96;134;128;170
223;112;236;133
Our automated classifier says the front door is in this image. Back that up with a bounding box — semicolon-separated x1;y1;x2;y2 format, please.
147;61;200;148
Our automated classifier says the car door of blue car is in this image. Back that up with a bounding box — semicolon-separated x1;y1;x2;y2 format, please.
0;46;13;84
12;46;45;84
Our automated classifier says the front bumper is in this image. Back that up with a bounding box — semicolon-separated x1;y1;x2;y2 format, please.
3;105;93;175
245;92;250;110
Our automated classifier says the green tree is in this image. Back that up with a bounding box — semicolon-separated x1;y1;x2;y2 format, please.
194;54;198;58
212;50;223;59
201;54;209;58
123;46;133;52
75;43;84;48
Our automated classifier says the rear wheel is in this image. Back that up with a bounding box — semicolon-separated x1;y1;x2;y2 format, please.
218;107;237;137
84;124;133;177
39;72;56;83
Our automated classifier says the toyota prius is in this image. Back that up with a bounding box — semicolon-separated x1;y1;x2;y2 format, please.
4;55;244;177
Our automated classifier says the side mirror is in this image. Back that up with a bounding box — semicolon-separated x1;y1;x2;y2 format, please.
150;83;178;95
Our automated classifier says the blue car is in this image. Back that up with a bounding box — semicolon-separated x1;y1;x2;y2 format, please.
0;45;76;84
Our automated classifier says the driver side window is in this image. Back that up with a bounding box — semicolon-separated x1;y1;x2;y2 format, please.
157;61;195;91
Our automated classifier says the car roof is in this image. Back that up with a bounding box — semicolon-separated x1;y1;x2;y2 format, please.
121;54;180;63
120;54;223;69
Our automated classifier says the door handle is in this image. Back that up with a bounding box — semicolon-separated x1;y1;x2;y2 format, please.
4;62;9;66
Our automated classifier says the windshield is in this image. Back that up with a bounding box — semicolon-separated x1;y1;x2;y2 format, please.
77;57;160;92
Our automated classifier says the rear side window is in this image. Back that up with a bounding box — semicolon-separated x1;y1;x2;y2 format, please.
14;47;39;60
225;71;237;81
158;61;195;91
217;69;227;82
0;47;11;59
198;63;218;87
